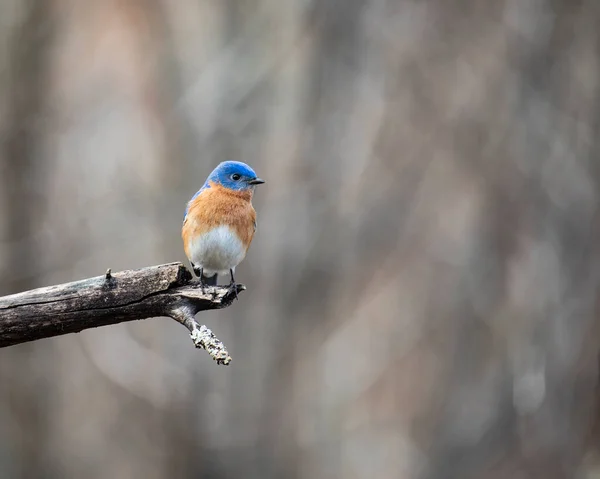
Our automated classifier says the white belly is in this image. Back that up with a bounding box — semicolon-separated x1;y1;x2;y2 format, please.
187;225;247;276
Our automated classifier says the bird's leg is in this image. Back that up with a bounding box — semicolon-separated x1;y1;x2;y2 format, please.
190;261;208;293
190;262;207;292
191;262;201;277
199;267;207;293
229;268;238;300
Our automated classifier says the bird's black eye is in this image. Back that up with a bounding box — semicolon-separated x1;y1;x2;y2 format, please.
231;173;241;181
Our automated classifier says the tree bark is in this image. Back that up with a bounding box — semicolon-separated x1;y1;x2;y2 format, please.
0;262;243;364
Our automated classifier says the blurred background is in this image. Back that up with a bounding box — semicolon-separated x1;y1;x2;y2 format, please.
1;0;600;478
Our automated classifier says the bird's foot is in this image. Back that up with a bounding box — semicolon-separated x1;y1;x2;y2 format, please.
227;280;238;300
228;268;238;300
195;265;207;293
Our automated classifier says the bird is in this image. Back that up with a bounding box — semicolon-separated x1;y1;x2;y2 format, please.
182;161;264;292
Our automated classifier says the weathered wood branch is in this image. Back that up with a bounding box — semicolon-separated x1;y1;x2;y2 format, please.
0;262;244;365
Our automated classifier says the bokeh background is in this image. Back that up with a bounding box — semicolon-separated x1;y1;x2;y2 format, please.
1;1;600;478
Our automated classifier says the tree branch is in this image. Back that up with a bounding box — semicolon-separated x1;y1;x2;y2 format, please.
0;262;244;365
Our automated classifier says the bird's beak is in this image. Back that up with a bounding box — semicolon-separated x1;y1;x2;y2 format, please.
248;177;265;185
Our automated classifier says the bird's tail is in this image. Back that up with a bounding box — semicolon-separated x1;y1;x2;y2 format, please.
202;272;218;286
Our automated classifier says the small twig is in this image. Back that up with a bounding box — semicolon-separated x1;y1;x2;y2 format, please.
171;305;232;365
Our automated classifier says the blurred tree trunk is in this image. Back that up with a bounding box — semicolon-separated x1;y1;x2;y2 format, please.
0;1;55;478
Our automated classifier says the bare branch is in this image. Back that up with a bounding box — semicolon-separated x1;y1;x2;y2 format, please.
0;262;244;365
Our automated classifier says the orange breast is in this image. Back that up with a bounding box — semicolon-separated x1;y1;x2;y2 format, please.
182;182;257;257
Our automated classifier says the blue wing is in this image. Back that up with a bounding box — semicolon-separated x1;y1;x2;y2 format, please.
183;181;211;222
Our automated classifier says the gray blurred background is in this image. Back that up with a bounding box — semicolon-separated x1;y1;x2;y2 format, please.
1;1;600;478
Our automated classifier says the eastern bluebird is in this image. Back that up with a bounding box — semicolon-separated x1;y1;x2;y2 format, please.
182;161;264;290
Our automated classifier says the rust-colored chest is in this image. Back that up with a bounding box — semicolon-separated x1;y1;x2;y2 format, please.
182;183;257;252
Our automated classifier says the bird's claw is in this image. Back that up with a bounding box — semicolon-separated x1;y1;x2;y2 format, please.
198;276;208;294
228;281;238;300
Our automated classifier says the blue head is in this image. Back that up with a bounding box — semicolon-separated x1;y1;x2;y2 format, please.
204;161;264;191
185;161;264;220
